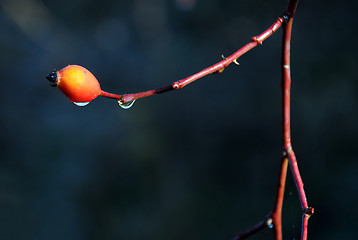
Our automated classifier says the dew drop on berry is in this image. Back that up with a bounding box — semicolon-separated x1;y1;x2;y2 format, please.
118;100;135;109
73;102;90;107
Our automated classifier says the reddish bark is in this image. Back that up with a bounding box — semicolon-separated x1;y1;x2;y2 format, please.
70;0;315;239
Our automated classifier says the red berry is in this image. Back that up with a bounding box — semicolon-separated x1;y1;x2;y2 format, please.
46;65;101;105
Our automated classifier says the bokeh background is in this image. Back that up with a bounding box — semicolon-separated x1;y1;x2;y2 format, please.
1;0;357;239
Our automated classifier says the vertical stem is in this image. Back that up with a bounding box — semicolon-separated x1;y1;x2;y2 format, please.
281;8;313;240
272;155;289;240
301;212;309;239
281;18;293;152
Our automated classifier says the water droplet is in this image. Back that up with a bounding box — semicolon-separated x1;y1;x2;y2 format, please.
118;100;135;109
266;218;273;229
73;102;90;107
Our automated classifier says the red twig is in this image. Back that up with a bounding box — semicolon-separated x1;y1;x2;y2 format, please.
99;0;314;239
233;215;273;240
281;1;314;239
99;17;285;104
234;154;289;240
233;0;314;239
272;155;289;240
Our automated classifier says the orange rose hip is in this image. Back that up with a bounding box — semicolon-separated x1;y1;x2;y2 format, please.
46;65;101;105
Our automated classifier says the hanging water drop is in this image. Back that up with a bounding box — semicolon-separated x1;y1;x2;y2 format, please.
266;218;274;229
118;100;135;109
73;102;90;107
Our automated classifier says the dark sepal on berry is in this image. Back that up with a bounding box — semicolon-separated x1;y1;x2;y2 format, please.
46;70;58;87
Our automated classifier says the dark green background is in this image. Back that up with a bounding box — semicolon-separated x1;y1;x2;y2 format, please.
1;0;357;239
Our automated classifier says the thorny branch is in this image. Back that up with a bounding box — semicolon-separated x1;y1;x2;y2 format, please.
100;17;285;104
234;0;314;239
89;0;314;239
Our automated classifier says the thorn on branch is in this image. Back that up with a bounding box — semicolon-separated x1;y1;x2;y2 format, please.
251;36;263;45
222;54;240;66
214;68;225;74
304;207;315;217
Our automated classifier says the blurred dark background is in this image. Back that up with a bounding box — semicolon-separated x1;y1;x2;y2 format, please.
0;0;357;239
